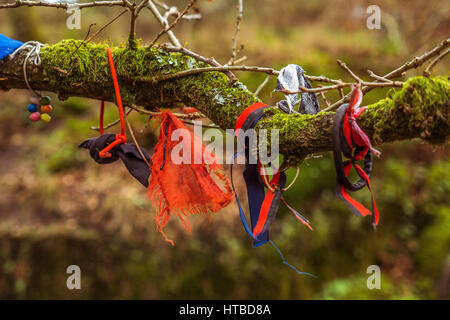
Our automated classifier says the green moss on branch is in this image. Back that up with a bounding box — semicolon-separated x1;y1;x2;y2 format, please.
38;40;257;128
256;77;449;162
0;40;448;161
359;76;449;145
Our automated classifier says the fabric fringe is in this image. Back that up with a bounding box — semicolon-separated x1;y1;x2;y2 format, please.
148;111;233;244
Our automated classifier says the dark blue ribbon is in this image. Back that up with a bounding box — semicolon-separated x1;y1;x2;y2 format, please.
231;104;317;277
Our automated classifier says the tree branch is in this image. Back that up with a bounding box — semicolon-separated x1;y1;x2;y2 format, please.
228;0;243;66
146;0;181;47
322;38;450;111
150;0;197;46
0;0;127;9
0;40;448;162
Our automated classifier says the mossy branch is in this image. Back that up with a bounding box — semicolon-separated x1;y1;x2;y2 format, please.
0;40;448;161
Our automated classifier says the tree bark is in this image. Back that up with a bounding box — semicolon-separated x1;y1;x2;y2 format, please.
0;40;448;162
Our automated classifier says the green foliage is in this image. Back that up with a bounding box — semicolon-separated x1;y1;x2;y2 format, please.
318;275;420;299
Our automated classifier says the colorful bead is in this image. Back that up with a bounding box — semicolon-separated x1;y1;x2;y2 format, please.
40;96;51;105
29;112;41;122
27;103;38;113
40;113;51;122
41;105;53;113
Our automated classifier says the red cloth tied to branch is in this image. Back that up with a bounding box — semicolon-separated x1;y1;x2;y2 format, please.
148;111;233;245
332;84;380;228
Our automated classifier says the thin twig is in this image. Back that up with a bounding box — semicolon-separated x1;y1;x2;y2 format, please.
228;0;243;66
160;44;221;67
304;75;342;85
282;80;404;95
147;0;181;47
0;0;127;9
136;0;149;14
86;9;128;43
367;70;392;82
384;38;449;79
90;108;133;131
160;43;237;82
150;0;197;46
143;65;279;83
80;23;96;46
337;59;363;83
233;56;247;64
125;113;152;168
319;91;330;108
128;104;206;119
183;120;221;129
139;46;363;87
154;0;201;20
424;47;450;76
127;3;138;45
322;38;450;112
139;62;359;87
254;75;271;97
153;0;169;10
124;0;148;46
317;85;331;108
140;116;152;133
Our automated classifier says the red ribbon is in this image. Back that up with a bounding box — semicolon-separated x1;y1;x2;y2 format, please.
334;85;380;228
98;47;127;159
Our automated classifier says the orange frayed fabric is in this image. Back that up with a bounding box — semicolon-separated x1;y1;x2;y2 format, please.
182;106;200;114
148;111;233;245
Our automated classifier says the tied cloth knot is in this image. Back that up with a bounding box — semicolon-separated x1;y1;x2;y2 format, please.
345;86;381;158
230;102;315;277
9;41;43;65
79;48;151;187
346;114;381;158
78;133;151;187
98;133;127;159
332;83;380;228
6;39;43;96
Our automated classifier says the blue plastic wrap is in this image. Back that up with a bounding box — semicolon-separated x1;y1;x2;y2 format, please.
0;34;24;60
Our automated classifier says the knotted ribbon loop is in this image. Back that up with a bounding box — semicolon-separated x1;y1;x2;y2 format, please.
78;133;151;187
333;104;373;192
78;47;151;187
232;103;311;247
98;47;127;159
234;103;270;247
332;86;380;228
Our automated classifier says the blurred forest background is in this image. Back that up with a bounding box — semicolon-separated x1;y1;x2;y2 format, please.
0;0;449;299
